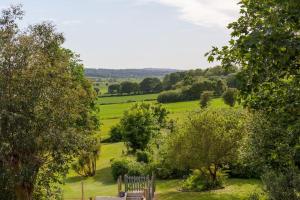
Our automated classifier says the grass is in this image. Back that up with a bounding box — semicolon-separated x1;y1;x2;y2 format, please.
98;93;159;105
156;179;262;200
63;142;126;199
99;98;236;139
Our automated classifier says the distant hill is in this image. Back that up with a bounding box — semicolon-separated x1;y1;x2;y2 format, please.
84;68;178;78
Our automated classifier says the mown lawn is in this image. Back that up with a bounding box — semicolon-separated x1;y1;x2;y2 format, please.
156;179;262;200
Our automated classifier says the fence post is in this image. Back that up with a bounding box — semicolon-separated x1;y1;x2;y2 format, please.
81;181;84;200
117;176;122;196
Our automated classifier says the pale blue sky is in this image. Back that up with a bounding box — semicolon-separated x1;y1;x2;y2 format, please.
1;0;240;69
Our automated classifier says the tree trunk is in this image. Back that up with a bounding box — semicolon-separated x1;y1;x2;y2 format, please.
15;183;34;200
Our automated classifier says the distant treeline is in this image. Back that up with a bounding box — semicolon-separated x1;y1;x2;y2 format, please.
85;68;178;78
106;65;240;103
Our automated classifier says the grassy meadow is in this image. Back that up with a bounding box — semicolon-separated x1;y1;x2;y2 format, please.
63;93;258;199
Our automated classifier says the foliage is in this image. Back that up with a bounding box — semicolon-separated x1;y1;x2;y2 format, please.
119;103;168;152
215;79;227;96
110;158;147;181
139;77;162;93
111;159;130;180
0;5;99;199
136;150;151;163
165;108;250;189
72;138;101;177
222;88;238;107
207;0;300;197
120;81;140;94
181;169;227;192
262;169;300;200
109;124;123;142
200;91;214;108
108;84;121;94
157;90;183;103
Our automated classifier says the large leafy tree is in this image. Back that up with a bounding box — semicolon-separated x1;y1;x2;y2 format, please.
119;103;168;152
139;77;162;93
207;0;300;198
165;109;250;187
0;5;99;200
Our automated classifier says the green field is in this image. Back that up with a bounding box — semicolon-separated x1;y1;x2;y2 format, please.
99;96;233;139
64;95;256;199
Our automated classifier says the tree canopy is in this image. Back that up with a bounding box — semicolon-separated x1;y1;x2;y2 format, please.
0;5;99;199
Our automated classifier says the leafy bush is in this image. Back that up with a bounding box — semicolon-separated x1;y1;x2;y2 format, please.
200;91;214;108
228;162;261;179
111;159;130;180
120;103;168;152
109;124;123;142
136;150;151;163
222;88;238;107
111;158;148;180
157;90;183;103
181;169;227;192
262;169;300;200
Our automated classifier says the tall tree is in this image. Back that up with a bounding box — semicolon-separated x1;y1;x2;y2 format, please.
0;5;99;199
207;0;300;198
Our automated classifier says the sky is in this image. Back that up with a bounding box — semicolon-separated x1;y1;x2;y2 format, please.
1;0;240;69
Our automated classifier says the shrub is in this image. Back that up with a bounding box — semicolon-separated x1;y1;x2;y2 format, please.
228;162;261;179
111;158;148;180
120;103;167;152
262;169;300;200
111;159;130;180
157;90;182;103
181;169;227;192
200;91;214;108
136;150;151;163
109;124;123;142
127;161;146;176
222;88;238;107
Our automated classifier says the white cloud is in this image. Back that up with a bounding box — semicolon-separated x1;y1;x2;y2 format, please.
137;0;240;28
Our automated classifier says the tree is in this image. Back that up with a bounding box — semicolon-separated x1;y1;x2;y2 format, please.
119;103;168;152
120;81;139;94
94;87;100;96
108;84;120;94
0;5;99;199
200;91;214;108
207;0;300;198
222;88;238;107
72;139;101;177
165;108;250;189
139;77;162;93
214;79;227;96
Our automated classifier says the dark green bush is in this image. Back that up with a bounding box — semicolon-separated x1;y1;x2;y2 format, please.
157;90;183;103
111;159;148;180
109;124;123;142
222;88;238;107
262;169;300;200
127;161;146;176
200;91;214;108
136;150;150;163
111;159;130;180
228;162;261;179
181;169;227;191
